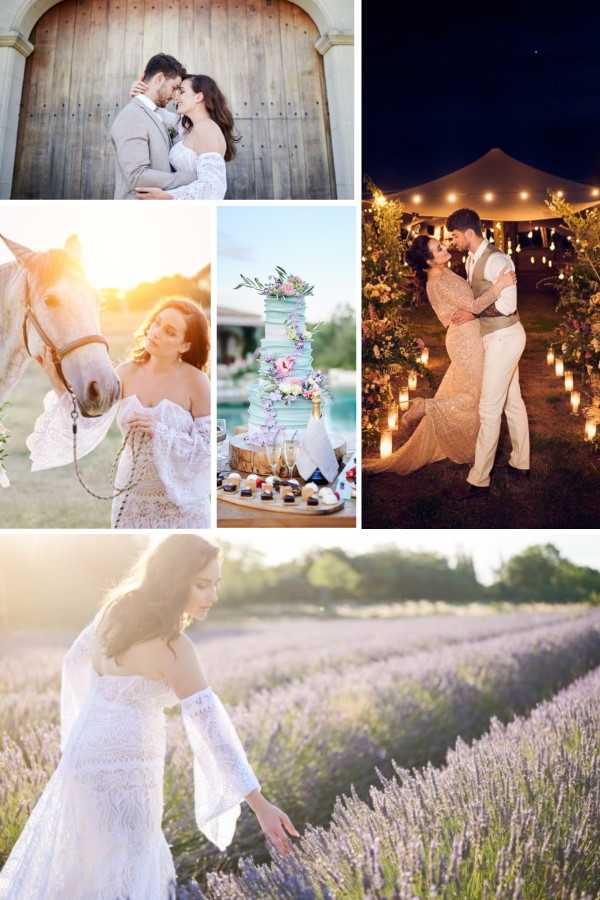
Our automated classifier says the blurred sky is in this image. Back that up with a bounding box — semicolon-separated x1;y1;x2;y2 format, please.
0;201;211;290
217;205;357;322
221;529;600;585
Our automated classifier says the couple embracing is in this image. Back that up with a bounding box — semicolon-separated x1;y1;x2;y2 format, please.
368;208;530;495
110;53;237;200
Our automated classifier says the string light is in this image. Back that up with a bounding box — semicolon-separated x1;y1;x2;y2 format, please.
556;190;564;197
519;191;529;200
592;188;599;197
412;194;422;204
530;256;535;264
516;243;521;253
484;192;494;202
527;229;533;238
550;242;556;250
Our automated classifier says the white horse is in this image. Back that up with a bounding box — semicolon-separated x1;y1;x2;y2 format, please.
0;235;119;416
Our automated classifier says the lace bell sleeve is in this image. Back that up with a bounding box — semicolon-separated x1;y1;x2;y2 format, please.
152;414;211;511
26;390;119;471
168;154;227;200
181;688;260;851
60;622;95;752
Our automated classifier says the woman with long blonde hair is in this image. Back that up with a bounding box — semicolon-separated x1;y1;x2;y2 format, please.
27;298;211;528
0;535;297;900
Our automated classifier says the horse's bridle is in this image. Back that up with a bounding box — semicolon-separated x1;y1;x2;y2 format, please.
22;282;110;390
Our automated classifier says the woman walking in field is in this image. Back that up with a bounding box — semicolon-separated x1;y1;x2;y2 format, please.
0;534;297;899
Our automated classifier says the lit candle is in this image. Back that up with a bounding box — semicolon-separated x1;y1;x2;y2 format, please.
564;371;574;392
584;418;597;442
399;386;410;411
420;347;430;366
546;348;555;365
380;429;393;458
408;371;418;390
387;405;399;430
570;390;581;415
555;358;564;377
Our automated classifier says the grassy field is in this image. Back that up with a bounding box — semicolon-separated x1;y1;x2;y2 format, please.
1;312;137;528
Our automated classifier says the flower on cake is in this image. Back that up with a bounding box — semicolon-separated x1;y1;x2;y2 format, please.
280;379;303;397
235;267;314;299
274;356;295;377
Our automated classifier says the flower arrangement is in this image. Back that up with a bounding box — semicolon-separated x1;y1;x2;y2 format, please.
235;266;314;299
362;183;429;451
546;193;600;450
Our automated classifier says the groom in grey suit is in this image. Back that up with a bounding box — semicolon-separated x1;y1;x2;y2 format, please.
110;54;195;200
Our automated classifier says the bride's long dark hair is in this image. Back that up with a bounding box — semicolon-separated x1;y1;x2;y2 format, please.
181;74;240;162
97;535;219;661
405;234;436;303
129;298;210;370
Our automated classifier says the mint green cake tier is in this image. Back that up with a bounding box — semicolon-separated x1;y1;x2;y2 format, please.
264;296;306;330
257;339;313;379
247;383;313;436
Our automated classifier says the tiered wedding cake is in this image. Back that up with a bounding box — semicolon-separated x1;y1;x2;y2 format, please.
236;268;328;445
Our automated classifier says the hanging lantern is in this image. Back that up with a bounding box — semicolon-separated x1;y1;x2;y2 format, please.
570;391;581;415
550;242;556;251
387;405;399;431
527;230;533;238
542;256;547;264
530;256;535;264
548;260;553;268
419;347;430;366
546;348;555;366
555;358;564;377
516;243;521;253
559;272;565;280
408;371;418;391
564;371;574;392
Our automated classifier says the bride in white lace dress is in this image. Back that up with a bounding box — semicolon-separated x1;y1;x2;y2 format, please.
134;75;238;201
0;535;298;900
27;299;211;529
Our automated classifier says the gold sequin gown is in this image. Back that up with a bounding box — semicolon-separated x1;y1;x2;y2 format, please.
366;269;498;475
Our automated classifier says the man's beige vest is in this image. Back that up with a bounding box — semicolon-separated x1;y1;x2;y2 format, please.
471;244;520;336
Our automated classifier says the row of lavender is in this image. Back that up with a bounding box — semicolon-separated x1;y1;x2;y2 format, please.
169;612;600;883
2;611;600;887
207;661;600;898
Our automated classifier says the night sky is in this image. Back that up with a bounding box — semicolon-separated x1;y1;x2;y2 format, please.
363;4;600;192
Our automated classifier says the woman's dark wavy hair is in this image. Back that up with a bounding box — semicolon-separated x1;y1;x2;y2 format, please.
406;234;435;290
181;74;240;162
97;534;220;661
130;298;209;370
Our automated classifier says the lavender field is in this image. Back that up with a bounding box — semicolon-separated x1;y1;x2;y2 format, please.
2;609;600;897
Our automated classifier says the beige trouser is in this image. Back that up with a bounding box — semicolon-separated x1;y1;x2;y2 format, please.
467;322;530;487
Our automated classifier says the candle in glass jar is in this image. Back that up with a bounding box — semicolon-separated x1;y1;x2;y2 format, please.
570;390;581;414
564;371;574;392
546;348;555;365
380;429;393;458
585;418;597;442
399;386;410;411
387;405;399;430
555;358;564;377
408;371;418;390
420;347;429;366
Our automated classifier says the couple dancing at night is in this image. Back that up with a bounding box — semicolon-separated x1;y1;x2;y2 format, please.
367;208;530;496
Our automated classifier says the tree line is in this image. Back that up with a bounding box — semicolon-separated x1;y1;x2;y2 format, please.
0;539;598;630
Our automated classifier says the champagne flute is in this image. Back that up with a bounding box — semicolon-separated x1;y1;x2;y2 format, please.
264;433;283;479
216;418;228;471
282;434;298;479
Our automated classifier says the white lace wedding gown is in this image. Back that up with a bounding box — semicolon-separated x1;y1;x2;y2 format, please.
26;391;211;528
0;619;260;900
168;142;227;200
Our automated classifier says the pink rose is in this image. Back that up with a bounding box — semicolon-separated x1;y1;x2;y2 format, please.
275;356;295;376
281;282;296;295
289;377;302;385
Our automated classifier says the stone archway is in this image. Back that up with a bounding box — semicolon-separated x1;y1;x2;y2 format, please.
0;0;353;198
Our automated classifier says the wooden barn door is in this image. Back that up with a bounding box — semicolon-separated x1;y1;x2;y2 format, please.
12;0;336;199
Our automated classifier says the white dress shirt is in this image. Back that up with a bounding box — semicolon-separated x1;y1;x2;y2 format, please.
467;239;517;315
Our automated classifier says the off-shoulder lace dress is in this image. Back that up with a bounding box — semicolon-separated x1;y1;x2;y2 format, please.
366;269;499;475
168;142;227;200
26;392;210;528
0;619;259;900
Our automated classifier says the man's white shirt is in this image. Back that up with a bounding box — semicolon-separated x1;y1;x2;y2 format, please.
466;239;517;315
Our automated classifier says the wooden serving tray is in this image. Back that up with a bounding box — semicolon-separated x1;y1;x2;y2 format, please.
217;486;344;516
